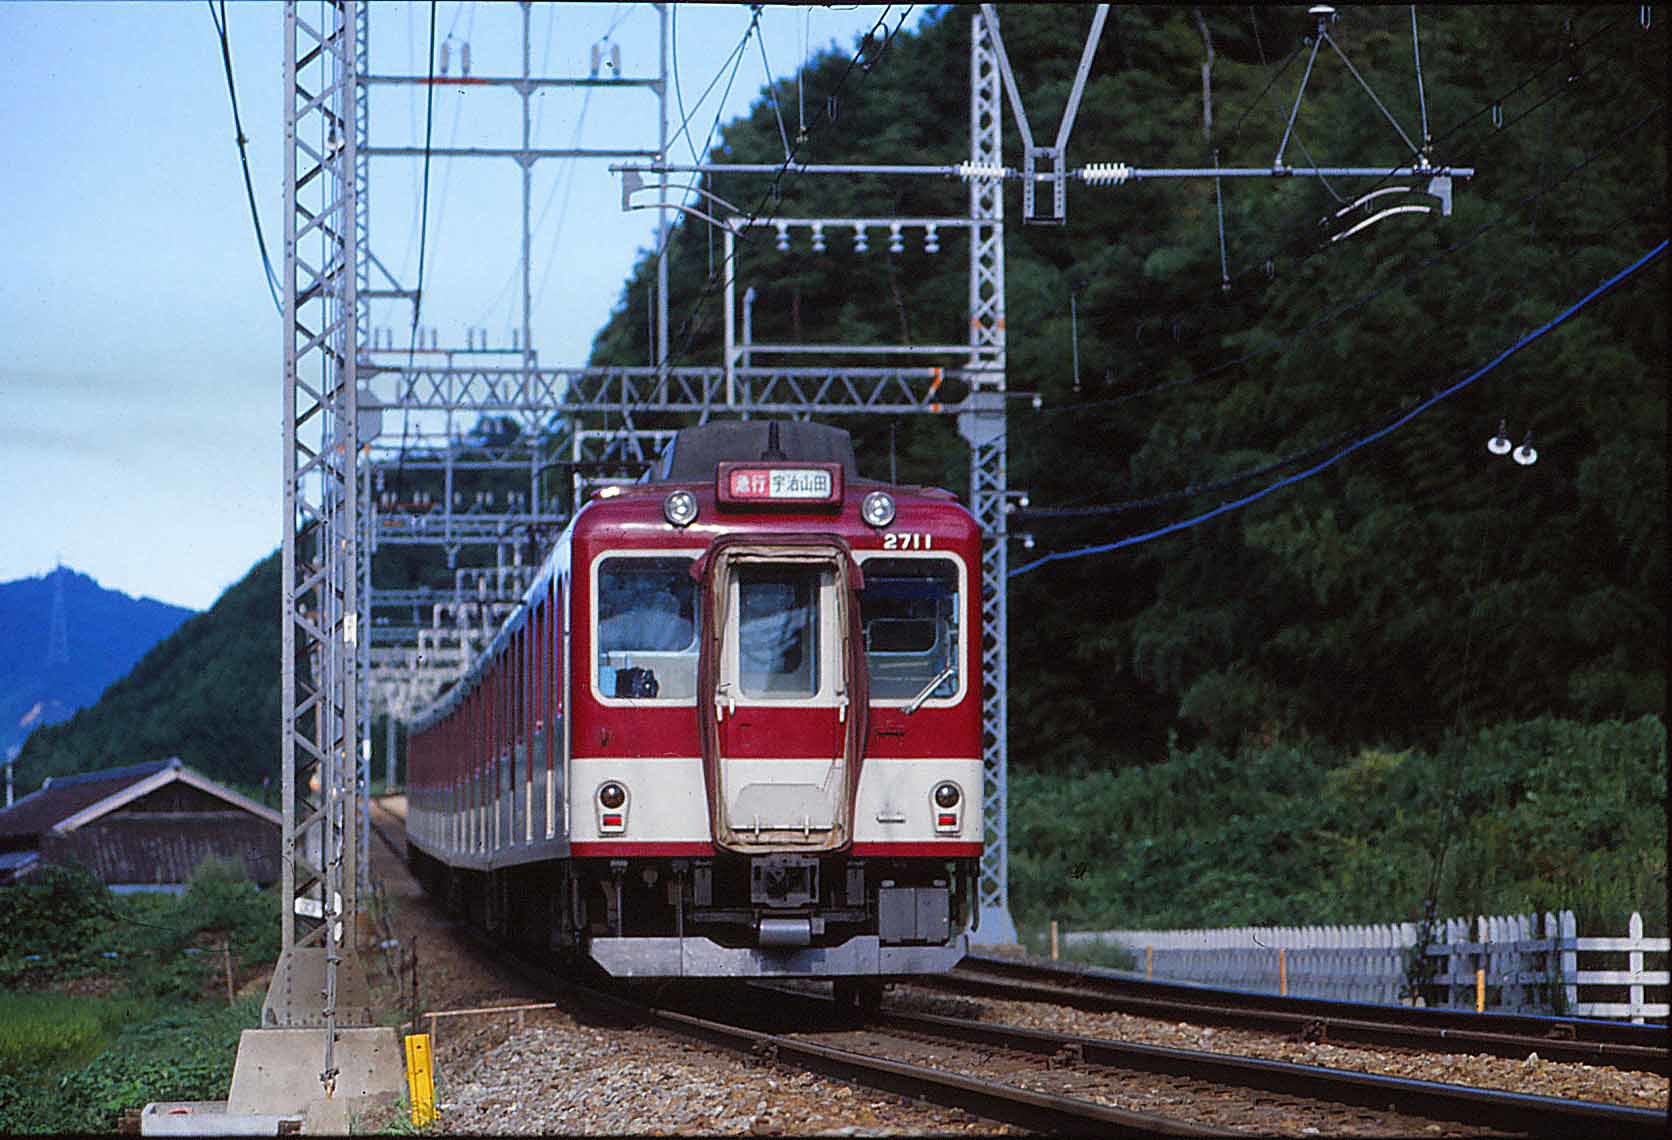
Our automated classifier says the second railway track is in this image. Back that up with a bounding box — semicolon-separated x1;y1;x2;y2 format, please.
921;952;1671;1075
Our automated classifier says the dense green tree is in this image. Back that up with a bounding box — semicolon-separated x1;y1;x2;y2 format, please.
587;4;1666;766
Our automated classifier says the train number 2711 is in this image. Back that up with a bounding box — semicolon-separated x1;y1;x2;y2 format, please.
882;532;933;550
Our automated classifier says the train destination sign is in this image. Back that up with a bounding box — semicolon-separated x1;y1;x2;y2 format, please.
716;462;844;507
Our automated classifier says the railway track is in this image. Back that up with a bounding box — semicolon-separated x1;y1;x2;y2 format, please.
922;952;1671;1076
734;983;1664;1138
370;806;1664;1134
449;938;1666;1137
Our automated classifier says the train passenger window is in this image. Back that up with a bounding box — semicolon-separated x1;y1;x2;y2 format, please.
860;558;960;702
736;566;824;698
595;556;698;700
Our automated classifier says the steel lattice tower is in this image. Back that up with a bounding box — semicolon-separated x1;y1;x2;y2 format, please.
272;1;369;1088
958;9;1015;943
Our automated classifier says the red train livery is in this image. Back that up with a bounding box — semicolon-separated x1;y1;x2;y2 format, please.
405;421;981;987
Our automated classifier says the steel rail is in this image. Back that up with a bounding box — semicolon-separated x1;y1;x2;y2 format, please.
646;1004;1223;1137
373;804;1207;1134
937;954;1670;1075
433;940;1221;1134
875;1008;1663;1139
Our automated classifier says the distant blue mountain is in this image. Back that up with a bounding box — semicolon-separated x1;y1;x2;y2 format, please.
0;567;195;761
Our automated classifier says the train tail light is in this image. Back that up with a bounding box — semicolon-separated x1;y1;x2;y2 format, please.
932;782;962;834
598;782;629;834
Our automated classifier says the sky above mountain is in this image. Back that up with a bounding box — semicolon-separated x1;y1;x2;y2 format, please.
0;2;924;610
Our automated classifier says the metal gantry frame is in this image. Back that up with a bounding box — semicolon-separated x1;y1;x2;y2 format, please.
349;5;1027;946
275;12;1478;1080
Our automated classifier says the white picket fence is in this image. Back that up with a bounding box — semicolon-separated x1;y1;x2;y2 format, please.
1063;910;1669;1022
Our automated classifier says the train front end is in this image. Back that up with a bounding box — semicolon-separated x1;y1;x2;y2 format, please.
572;423;981;979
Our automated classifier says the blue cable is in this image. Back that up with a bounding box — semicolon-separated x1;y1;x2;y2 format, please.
1010;238;1669;579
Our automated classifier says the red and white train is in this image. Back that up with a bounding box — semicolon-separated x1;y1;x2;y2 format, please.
405;421;981;989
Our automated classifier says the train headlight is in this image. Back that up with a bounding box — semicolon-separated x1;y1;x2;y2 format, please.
598;782;628;834
663;489;699;527
861;491;896;528
932;782;962;833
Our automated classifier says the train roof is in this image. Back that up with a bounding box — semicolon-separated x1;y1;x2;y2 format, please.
651;420;858;482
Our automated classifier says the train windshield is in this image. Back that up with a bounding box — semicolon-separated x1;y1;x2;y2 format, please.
596;556;698;700
736;565;824;698
860;557;960;702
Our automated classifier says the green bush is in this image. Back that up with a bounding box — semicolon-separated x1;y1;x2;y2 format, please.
0;865;109;984
1012;717;1667;937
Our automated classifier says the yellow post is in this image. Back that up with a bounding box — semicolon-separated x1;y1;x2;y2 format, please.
1475;969;1486;1013
1050;920;1059;961
404;1032;436;1127
1279;947;1288;997
1145;946;1153;979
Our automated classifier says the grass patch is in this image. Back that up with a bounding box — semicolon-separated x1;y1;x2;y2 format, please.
0;997;261;1134
0;993;158;1080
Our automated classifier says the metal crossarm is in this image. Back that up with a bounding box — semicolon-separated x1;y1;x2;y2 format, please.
360;364;963;415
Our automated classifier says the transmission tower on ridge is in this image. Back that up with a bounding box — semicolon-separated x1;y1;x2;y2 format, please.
46;564;69;668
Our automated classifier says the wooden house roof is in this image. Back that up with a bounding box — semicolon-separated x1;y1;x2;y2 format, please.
0;758;280;844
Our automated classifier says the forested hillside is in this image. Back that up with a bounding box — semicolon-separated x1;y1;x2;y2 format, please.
15;554;281;794
588;4;1666;766
15;6;1664;932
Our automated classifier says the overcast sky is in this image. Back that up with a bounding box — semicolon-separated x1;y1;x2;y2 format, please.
0;2;926;610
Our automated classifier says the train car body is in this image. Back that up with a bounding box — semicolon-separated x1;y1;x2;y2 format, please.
405;422;981;981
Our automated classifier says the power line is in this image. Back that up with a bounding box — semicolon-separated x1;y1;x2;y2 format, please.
205;0;280;316
409;0;439;349
1018;426;1358;520
1043;98;1663;418
1090;12;1639;369
1009;238;1667;578
661;6;915;371
669;6;758;165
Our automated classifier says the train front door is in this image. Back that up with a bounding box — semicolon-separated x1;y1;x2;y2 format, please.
699;540;866;854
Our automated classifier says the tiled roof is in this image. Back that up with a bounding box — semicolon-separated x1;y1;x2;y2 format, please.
0;760;177;842
42;813;279;886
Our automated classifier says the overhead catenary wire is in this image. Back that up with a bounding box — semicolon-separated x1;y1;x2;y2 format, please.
205;0;281;316
1105;11;1638;367
669;6;759;166
1044;98;1663;418
660;6;916;372
1018;425;1360;520
408;0;439;355
1009;238;1668;578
